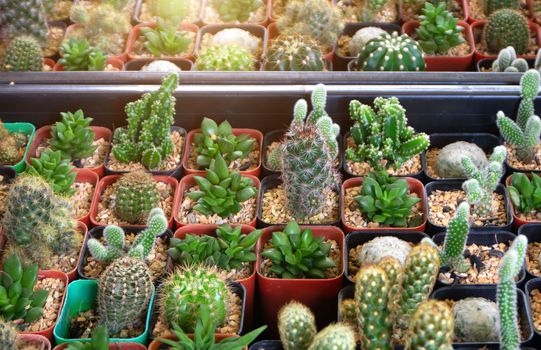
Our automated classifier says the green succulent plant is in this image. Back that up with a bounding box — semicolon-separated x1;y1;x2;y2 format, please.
196;44;255;71
140;18;192;57
211;0;262;22
26;149;77;195
261;221;336;279
187;154;257;218
355;171;421;227
49;109;98;163
492;46;530;72
416;2;465;55
508;172;541;214
193;118;256;169
168;234;221;266
59;38;107;71
65;325;109;350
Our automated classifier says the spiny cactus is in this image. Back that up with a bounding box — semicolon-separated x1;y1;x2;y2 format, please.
404;300;454;350
112;171;160;224
49;109;97;162
358;0;389;22
307;323;356;350
88;208;168;263
346;96;430;171
0;320;18;350
483;9;530;55
0;0;49;46
349;27;387;57
0;120;26;165
278;301;317;350
277;0;344;49
461;145;507;217
111;73;176;170
493;46;529;72
26;149;77;195
440;201;471;273
338;299;357;327
160;264;230;332
267;84;340;220
1;36;43;72
484;0;520;15
497;69;541;163
211;0;262;22
98;256;153;334
264;34;325;71
196;45;255;71
416;2;465;55
377;257;403;313
356;32;425;71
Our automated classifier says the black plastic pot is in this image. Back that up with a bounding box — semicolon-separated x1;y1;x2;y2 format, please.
344;230;429;284
476;58;536;72
432;230;525;288
341;131;424;180
0;166;16;183
422;133;502;182
518;223;541;280
104;125;187;179
77;226;173;283
425;180;513;234
256;175;342;227
125;58;193;71
525;278;541;339
432;285;534;346
249;340;283;350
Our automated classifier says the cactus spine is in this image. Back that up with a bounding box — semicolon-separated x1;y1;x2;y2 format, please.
0;0;49;46
483;9;530;55
404;300;454;350
307;324;356;350
0;321;18;350
264;34;325;71
484;0;520;15
278;301;317;350
441;202;471;272
112;171;160;224
2;36;43;72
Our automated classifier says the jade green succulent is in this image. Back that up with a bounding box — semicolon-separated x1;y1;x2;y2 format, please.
58;38;107;71
508;172;541;215
261;221;336;279
26;149;77;195
65;325;109;350
416;2;465;55
140;18;192;57
49;109;98;163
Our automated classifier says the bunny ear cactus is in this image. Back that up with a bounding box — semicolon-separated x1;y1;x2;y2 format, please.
278;301;317;350
356;32;425;71
49;109;98;162
497;69;541;163
492;46;529;72
404;300;454;350
416;2;465;55
112;73;177;170
441;201;471;273
26;149;77;195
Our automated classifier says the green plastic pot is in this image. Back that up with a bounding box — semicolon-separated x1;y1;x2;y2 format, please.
3;122;35;173
53;279;155;345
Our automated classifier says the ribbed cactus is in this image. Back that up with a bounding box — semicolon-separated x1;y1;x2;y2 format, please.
97;256;153;334
160;264;230;332
493;47;529;72
0;120;25;165
1;36;43;72
484;0;520;15
196;45;255;71
278;301;317;350
497;69;541;163
307;323;356;350
112;171;159;224
346;96;430;171
264;34;325;71
0;0;49;46
441;202;471;272
354;265;393;350
377;257;403;313
0;320;18;350
111;73;176;170
356;32;425;71
267;84;340;220
211;0;262;22
461;145;506;217
483;9;530;55
404;300;454;350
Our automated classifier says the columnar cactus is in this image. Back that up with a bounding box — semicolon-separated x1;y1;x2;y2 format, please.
346;96;430;170
160;265;230;332
461;145;507;217
0;321;17;350
356;32;425;71
483;9;530;55
267;84;340;220
111;73;176;170
404;300;454;350
97;256;153;334
196;45;255;71
354;265;393;350
112;171;159;224
0;0;49;46
307;324;356;350
492;47;529;72
211;0;262;22
377;257;404;313
497;69;541;163
441;202;471;272
278;301;317;350
49;109;97;162
484;0;520;15
264;34;325;71
1;36;43;72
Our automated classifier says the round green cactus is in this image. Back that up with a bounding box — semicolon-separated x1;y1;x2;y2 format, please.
113;171;159;225
483;9;530;55
278;301;317;350
405;300;454;350
484;0;520;15
196;45;255;71
356;32;425;72
2;36;43;72
264;34;325;71
307;323;356;350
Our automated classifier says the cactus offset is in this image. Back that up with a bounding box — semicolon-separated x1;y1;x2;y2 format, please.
493;47;529;72
404;300;454;350
0;321;18;350
484;0;520;15
307;323;356;350
0;0;48;46
356;32;425;71
265;34;325;71
278;301;317;350
441;202;471;272
211;0;262;22
196;45;255;71
377;257;403;313
2;36;43;72
483;9;529;55
338;299;357;327
112;171;160;225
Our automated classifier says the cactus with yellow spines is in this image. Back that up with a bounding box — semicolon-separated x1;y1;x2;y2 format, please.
404;300;454;350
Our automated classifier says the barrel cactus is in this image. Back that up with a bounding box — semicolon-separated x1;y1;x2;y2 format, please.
435;141;487;178
453;297;500;342
196;45;255;71
484;0;520;15
112;171;160;225
483;9;530;55
1;36;43;72
356;32;425;71
278;301;317;350
264;34;325;71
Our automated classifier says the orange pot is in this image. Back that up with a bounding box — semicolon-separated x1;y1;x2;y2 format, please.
73;169;99;226
148;333;245;350
53;57;125;71
341;177;427;234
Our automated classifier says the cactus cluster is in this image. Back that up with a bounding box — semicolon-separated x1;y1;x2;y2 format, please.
439;202;471;273
49;109;98;163
346;96;430;171
416;2;465;55
483;9;530;55
492;46;530;72
264;34;325;71
26;149;77;195
1;36;43;72
196;44;255;71
211;0;262;22
484;0;520;15
0;0;49;46
140;18;192;57
58;38;106;71
508;172;541;214
112;171;160;225
0;120;27;165
356;32;425;71
111;73;177;170
0;320;18;350
497;69;541;163
267;84;341;220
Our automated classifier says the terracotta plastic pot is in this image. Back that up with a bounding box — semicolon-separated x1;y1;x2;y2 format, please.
518;223;541;279
402;20;475;71
401;0;468;23
200;0;269;27
266;22;333;62
19;334;52;350
44;58;56;71
64;23;128;62
472;20;541;62
19;270;69;340
148;334;245;350
341;177;427;234
26;125;113;178
171;224;257;328
53;57;125;71
125;57;193;71
173;174;260;228
73;168;99;226
505;173;541;229
64;221;88;282
54;342;146;349
182;127;263;177
256;225;345;337
89;174;178;229
125;22;199;62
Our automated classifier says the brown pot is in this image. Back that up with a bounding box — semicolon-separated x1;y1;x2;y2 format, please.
148;334;245;350
53;57;125;71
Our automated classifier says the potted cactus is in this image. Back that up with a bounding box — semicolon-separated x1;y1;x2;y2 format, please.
183;117;262;176
336;0;400;24
467;0;533;22
135;0;202;25
400;0;468;22
263;33;326;71
54;38;124;72
0;120;35;173
201;0;266;25
256;221;344;336
260;85;341;226
105;73;187;176
0;36;49;72
477;46;541;72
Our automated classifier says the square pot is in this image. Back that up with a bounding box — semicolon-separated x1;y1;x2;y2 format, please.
125;57;194;71
2;122;36;173
341;177;427;234
505;173;541;229
524;277;541;339
73;168;99;226
133;0;204;25
518;223;541;279
200;0;269;26
476;57;535;71
256;225;345;337
53;279;155;345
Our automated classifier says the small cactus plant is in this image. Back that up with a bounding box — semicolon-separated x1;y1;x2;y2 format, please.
492;46;530;72
483;9;530;55
404;300;454;350
348;27;387;57
196;45;255;71
1;36;43;72
26;149;77;195
49;109;98;163
0;120;27;165
484;0;520;15
0;0;49;46
357;236;412;266
210;0;262;22
112;171;160;225
453;297;500;342
440;202;471;273
356;32;425;71
497;69;541;163
264;34;325;71
435;141;488;178
278;301;317;350
308;324;356;350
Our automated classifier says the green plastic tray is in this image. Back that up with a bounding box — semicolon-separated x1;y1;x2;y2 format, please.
53;279;155;345
4;122;35;173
